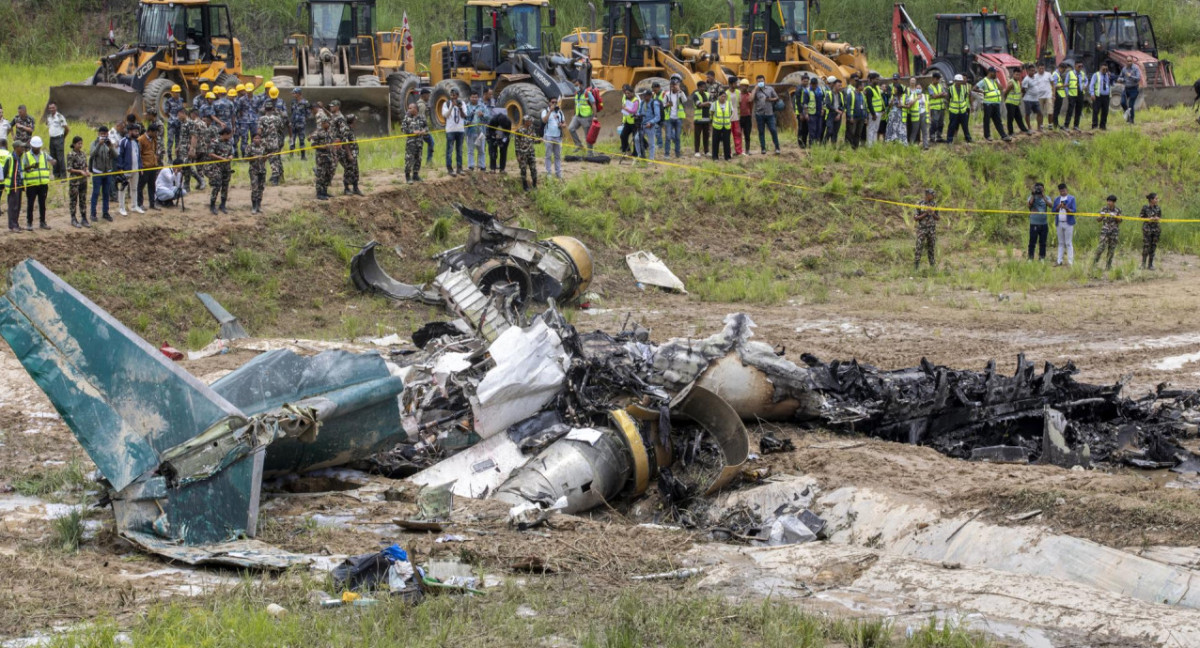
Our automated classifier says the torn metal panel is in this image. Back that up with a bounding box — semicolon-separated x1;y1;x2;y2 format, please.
626;251;687;294
408;433;529;500
492;424;634;514
433;268;515;342
471;320;568;439
195;292;250;340
672;385;750;496
350;242;443;305
120;532;326;570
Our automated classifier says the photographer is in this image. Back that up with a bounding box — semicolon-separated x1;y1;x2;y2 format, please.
1027;182;1050;261
441;88;466;177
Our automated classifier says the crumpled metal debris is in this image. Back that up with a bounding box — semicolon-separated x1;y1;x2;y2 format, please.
626;251;687;294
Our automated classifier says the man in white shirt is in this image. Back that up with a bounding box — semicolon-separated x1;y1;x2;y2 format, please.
662;76;688;158
440;88;466;176
0;107;9;144
44;103;69;179
1029;63;1054;131
155;160;186;208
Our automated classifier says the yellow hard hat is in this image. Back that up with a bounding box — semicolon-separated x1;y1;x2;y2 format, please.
245;83;255;93
236;83;246;92
214;85;225;94
205;92;216;99
269;87;280;99
170;84;181;93
264;81;275;89
200;83;210;91
228;90;237;98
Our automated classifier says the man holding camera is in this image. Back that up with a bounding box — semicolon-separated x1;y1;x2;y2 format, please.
1027;182;1050;261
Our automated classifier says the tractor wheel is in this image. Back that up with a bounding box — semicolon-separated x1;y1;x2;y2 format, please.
271;75;295;90
142;77;177;117
498;83;549;130
591;79;615;92
387;72;421;122
215;72;239;91
430;79;471;128
927;61;956;86
635;76;670;96
356;75;382;86
781;71;813;88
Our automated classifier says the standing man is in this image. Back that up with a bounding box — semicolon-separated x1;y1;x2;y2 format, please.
1119;61;1142;123
418;88;435;164
515;114;538;191
618;85;640;159
179;109;204;191
464;91;488;172
1064;61;1085;131
1004;67;1030;137
214;88;235;133
6;141;24;232
635;89;660;163
903;77;926;147
44;103;68;179
752;75;781;155
441;91;466;176
21;137;52;230
794;76;813;148
136;123;161;212
289;88;310;159
164;85;184;159
1141;193;1161;269
207;127;234;214
823;78;845;145
1051;62;1068;129
913;188;938;270
10;105;35;150
1090;63;1112;130
1033;62;1054;131
1053;183;1077;267
0;108;9;144
945;75;972;144
805;76;826;147
116;122;142;215
1026;182;1049;261
310;117;335;200
710;88;733;161
925;72;947;143
737;79;753;155
541;97;567;178
1093;195;1122;271
486;107;512;173
193;84;210;111
568;79;596;156
0;138;11;229
402;102;427;183
342;114;363;196
245;131;267;214
865;73;884;147
1020;64;1043;132
662;76;687;158
845;79;867;149
259;100;286;185
974;67;1011;142
87;126;116;223
692;80;712;157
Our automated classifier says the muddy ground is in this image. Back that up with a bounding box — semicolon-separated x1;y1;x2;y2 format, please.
3;168;1200;646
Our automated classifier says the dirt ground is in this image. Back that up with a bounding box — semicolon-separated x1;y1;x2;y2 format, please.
4;165;1200;645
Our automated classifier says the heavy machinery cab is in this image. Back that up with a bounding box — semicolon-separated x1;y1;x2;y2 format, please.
301;0;376;65
600;0;681;69
1064;11;1162;77
742;0;810;62
465;0;553;72
935;13;1012;61
135;0;234;65
894;4;1018;86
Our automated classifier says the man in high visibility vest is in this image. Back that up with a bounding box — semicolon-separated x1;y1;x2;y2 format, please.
568;78;596;156
794;75;816;148
973;67;1012;142
1064;61;1086;131
846;78;868;149
823;77;844;145
0;138;11;230
5;141;24;232
21;136;53;230
1004;67;1030;137
692;80;712;157
804;76;826;147
925;71;947;143
710;89;734;161
945;74;973;145
1051;62;1069;129
1090;62;1113;130
903;77;926;146
864;72;884;147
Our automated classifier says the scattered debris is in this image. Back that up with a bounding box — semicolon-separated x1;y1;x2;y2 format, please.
630;567;704;581
196;292;249;340
626;251;687;294
759;433;795;455
1006;509;1044;522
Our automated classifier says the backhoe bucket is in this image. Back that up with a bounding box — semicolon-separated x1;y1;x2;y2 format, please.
1136;85;1196;110
772;85;798;132
295;86;392;136
590;90;626;143
46;82;142;127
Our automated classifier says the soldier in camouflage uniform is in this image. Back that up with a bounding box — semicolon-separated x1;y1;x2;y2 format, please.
1141;192;1162;270
515;115;538;191
66;135;91;228
235;91;255;157
914;188;938;270
310;117;335;200
245;132;267;214
401;103;427;183
341;114;363;195
289;88;311;159
418;89;434;163
258;103;286;185
214;89;236;132
207;127;234;214
197;115;218;190
1093;195;1122;271
164;88;184;160
328;100;352;189
179;110;206;191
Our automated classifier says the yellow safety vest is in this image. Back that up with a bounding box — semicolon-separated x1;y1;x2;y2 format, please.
1006;79;1022;106
0;149;11;189
948;84;970;114
575;91;594;117
622;97;638;124
21;151;51;187
926;84;945;111
692;91;710;120
903;89;923;117
866;86;884;113
980;78;1001;104
797;88;815;116
712;101;733;129
1066;71;1081;97
1053;72;1066;98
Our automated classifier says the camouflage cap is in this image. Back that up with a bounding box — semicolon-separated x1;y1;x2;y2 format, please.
329;99;341;107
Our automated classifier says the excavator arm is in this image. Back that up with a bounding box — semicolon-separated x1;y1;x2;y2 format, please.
892;3;934;77
1034;0;1067;65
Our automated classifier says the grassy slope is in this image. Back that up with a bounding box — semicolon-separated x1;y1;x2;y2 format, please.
3;0;1198;74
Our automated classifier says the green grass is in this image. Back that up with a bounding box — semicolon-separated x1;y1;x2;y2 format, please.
9;460;90;500
51;508;85;554
47;579;995;648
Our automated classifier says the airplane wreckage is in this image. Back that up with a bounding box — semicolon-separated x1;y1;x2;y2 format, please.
3;205;1200;565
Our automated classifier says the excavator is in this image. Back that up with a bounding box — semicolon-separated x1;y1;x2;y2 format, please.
892;3;1021;89
1033;0;1192;109
47;0;260;125
273;0;424;135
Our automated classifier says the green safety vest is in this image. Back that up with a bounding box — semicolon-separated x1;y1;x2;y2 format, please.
712;101;733;129
575;91;594;117
926;84;945;111
1053;72;1066;98
21;151;50;187
1006;79;1022;106
622;97;638;124
0;149;11;189
903;89;923;117
797;88;816;116
692;91;710;120
948;84;970;114
866;86;884;113
1066;71;1081;97
980;78;1001;104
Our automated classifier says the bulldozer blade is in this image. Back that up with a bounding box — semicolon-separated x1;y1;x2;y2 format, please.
1136;85;1197;110
47;82;142;127
295;86;392;136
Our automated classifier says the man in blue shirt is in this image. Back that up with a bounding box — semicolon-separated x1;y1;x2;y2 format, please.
1090;63;1113;130
1052;183;1077;266
1026;182;1050;261
1119;62;1142;123
637;88;661;162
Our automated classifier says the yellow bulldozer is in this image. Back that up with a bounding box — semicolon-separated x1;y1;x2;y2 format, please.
48;0;261;125
272;0;425;135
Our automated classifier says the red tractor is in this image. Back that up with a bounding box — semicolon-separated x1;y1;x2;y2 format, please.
892;3;1021;88
1033;0;1192;109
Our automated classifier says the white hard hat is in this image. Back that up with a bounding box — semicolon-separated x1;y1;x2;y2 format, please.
953;74;965;82
30;136;43;148
826;76;837;84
